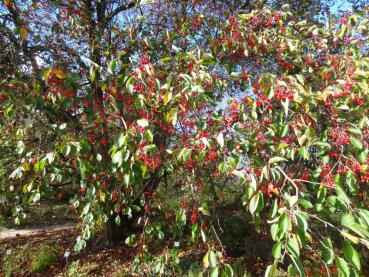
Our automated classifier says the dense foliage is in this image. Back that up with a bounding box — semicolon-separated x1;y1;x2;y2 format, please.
1;0;368;276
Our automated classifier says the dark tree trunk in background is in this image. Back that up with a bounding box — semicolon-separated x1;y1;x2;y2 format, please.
102;175;162;246
103;214;135;246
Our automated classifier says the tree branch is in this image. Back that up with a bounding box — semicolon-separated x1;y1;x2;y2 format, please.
104;1;137;26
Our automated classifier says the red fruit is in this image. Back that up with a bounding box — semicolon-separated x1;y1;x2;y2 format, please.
181;201;187;209
207;152;217;160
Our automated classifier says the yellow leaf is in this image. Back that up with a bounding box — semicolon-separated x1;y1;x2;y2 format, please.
20;26;28;42
341;231;360;244
322;90;328;102
43;69;51;81
23;162;30;171
166;108;177;125
52;68;66;79
164;91;172;105
203;252;209;269
360;164;368;174
337;24;347;38
246;96;253;105
238;13;252;21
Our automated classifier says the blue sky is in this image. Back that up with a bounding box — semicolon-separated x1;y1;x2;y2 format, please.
330;1;353;14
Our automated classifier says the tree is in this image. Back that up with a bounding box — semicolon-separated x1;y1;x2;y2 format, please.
1;0;369;275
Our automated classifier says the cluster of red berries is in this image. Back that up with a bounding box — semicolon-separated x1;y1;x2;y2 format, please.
261;182;279;197
190;210;198;224
328;128;350;147
139;153;162;170
274;87;293;101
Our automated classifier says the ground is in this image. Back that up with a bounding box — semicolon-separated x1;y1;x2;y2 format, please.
0;202;273;276
0;227;274;276
3;202;368;276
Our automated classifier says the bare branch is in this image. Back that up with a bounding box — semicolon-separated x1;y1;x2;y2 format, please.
104;0;137;25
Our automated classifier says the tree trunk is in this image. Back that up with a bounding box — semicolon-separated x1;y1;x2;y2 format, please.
103;214;135;246
102;175;163;246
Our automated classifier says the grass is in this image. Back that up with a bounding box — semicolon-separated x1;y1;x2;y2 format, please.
66;260;99;277
2;244;27;277
30;243;59;272
1;242;59;276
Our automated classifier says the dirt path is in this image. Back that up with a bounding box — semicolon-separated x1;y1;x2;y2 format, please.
0;223;75;239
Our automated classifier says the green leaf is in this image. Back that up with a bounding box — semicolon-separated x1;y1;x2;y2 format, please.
143;144;157;152
337;257;350;276
125;234;137;246
137;118;149;128
112;150;122;165
358;149;368;163
295;213;308;232
287;236;300;258
160;56;171;62
109;60;117;74
157;230;164;240
290;255;306;277
191;223;199;240
315;141;331;148
265;265;273;277
281;125;289;137
118;133;128;147
143;130;152;143
299;147;310;160
249;191;264;215
131;205;141;212
269;156;287;164
342;213;356;229
348;127;362;135
269;199;278;219
224;264;234;277
123;174;130;186
335;176;351;206
278;213;290;239
271;223;278;241
196;150;206;162
341;213;369;239
272;242;282;259
298;199;313;209
350;136;363;150
358;209;369;228
343;241;361;271
210;267;219;277
209;251;217;268
232;170;246;184
321;237;334;264
115;215;121;225
62;144;71;156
